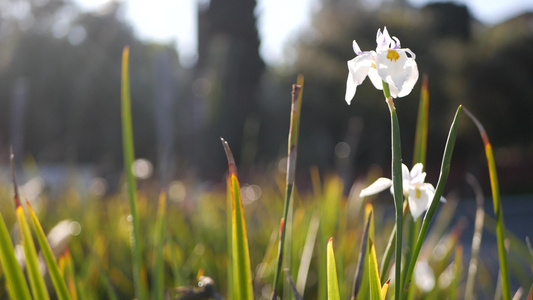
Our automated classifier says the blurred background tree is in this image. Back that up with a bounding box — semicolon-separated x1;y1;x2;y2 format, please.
0;0;531;193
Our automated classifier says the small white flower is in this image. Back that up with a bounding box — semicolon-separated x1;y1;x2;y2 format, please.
345;27;419;104
359;163;445;220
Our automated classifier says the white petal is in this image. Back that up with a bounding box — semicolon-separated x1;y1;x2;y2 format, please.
397;56;419;98
345;62;357;104
414;260;435;292
421;183;438;209
368;64;383;90
410;163;423;178
388;84;399;98
392;36;401;49
408;185;431;220
410;163;426;185
360;177;392;198
377;49;409;92
376;27;392;52
345;53;376;104
401;163;410;188
353;40;362;55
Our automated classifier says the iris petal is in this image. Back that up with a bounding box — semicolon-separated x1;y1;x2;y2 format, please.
345;52;376;104
408;185;431;220
360;177;393;198
368;65;383;90
410;163;426;185
397;57;419;97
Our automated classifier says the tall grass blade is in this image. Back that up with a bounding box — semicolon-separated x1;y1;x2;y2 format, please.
512;288;523;300
221;138;254;300
449;245;463;300
408;75;428;295
27;200;71;300
327;238;340;300
59;250;80;300
285;269;303;300
296;213;319;297
368;238;383;300
121;46;146;300
152;191;167;300
465;174;485;300
403;105;462;295
0;193;31;299
381;279;390;300
11;155;50;300
527;237;533;261
272;75;304;299
413;74;429;165
351;211;372;299
226;176;234;300
100;269;119;300
463;107;510;300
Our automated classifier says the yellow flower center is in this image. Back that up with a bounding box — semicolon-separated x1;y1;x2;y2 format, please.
415;187;421;199
387;49;400;62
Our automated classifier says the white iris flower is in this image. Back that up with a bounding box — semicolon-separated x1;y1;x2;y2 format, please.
359;163;445;220
345;27;419;104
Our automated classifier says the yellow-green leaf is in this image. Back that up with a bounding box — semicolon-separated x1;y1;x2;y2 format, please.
0;212;32;299
327;238;340;300
27;201;71;300
368;238;383;300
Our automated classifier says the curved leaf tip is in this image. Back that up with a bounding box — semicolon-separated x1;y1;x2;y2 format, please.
221;138;238;176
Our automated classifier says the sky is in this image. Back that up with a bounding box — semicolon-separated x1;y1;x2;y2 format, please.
74;0;533;66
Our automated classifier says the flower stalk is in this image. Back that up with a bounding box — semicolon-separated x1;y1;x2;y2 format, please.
383;82;404;300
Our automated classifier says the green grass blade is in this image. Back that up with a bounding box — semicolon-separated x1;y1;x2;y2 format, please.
403;105;462;295
121;46;146;300
152;191;167;300
272;75;304;299
285;269;303;300
465;174;485;300
59;250;80;300
100;269;119;300
383;83;404;300
413;74;429;166
449;245;463;300
464;107;510;300
381;280;390;299
16;205;50;300
226;176;234;300
327;238;340;300
296;213;319;297
0;211;32;299
26;201;71;300
367;238;383;300
11;154;50;300
351;211;372;299
221;138;253;300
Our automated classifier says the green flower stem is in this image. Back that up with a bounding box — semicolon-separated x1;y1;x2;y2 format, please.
382;81;403;300
379;200;409;284
403;105;462;296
